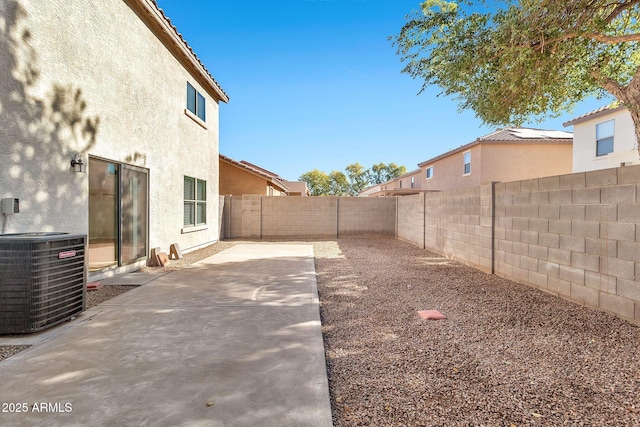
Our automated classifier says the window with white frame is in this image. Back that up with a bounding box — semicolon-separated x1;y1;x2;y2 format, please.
184;176;206;227
596;120;614;157
426;166;433;179
463;151;471;175
411;176;415;188
186;82;206;122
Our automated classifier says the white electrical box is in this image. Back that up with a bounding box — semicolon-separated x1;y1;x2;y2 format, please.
1;198;19;214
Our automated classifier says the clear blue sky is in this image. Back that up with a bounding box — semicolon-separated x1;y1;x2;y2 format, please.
156;0;609;181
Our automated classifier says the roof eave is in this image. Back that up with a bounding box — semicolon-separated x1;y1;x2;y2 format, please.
417;138;572;167
220;155;290;193
563;105;626;127
127;0;229;103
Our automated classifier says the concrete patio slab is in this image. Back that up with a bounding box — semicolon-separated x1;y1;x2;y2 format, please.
97;271;171;285
0;244;332;427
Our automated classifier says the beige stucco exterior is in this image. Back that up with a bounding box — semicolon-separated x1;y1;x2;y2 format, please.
220;159;287;196
421;145;483;191
480;143;573;182
219;155;289;196
284;181;310;196
565;106;640;172
419;131;573;191
1;0;227;277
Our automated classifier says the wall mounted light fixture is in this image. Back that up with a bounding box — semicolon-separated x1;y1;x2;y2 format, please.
71;154;86;173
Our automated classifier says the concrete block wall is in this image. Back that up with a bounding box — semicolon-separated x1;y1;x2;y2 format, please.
423;185;493;273
262;197;338;237
223;195;396;239
397;194;425;247
223;194;261;239
337;197;396;236
494;165;640;323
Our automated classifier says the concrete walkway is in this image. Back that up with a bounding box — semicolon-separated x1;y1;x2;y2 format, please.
0;244;333;427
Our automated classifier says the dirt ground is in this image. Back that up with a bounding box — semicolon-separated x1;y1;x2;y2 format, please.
316;237;640;426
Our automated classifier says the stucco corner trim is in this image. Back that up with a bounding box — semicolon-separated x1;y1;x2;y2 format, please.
184;109;208;129
181;225;209;234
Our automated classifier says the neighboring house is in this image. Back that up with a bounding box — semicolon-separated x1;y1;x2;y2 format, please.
219;155;290;196
563;105;640;172
417;128;573;192
0;0;228;279
359;169;424;197
359;184;383;197
284;181;310;197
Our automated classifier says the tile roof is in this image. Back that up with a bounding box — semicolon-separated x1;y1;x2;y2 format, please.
239;161;284;181
220;154;290;193
563;104;626;127
144;0;229;102
417;127;572;167
480;128;573;141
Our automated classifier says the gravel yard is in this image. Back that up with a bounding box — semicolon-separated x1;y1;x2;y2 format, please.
316;237;640;426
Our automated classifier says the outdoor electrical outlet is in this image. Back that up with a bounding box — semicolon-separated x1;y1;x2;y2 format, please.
1;198;19;214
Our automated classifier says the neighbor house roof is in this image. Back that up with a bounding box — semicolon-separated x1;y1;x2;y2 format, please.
358;169;429;197
219;155;290;193
128;0;229;103
417;127;572;167
563;104;626;127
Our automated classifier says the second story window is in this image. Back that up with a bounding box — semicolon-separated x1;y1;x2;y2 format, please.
596;120;614;157
411;176;415;188
187;82;206;122
426;166;433;179
463;151;471;175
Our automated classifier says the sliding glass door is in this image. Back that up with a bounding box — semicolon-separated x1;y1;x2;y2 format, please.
88;158;148;272
121;165;148;265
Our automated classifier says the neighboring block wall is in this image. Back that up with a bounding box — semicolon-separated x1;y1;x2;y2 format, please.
337;198;396;236
397;194;425;248
395;164;640;324
493;166;640;322
423;186;493;273
263;197;338;237
223;195;396;238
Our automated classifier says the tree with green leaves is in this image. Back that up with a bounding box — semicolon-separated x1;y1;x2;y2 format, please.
393;0;640;156
368;162;407;185
299;169;330;196
299;162;408;196
344;163;370;196
368;162;389;185
384;163;407;181
329;171;351;196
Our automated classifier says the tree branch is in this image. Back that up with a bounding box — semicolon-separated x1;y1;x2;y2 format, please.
603;0;640;24
591;67;627;100
532;31;640;49
626;64;640;95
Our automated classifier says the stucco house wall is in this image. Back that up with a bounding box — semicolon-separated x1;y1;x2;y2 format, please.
419;129;572;192
220;161;273;196
566;107;640;172
1;0;227;277
421;145;482;191
219;155;289;196
480;143;573;182
395;169;423;191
